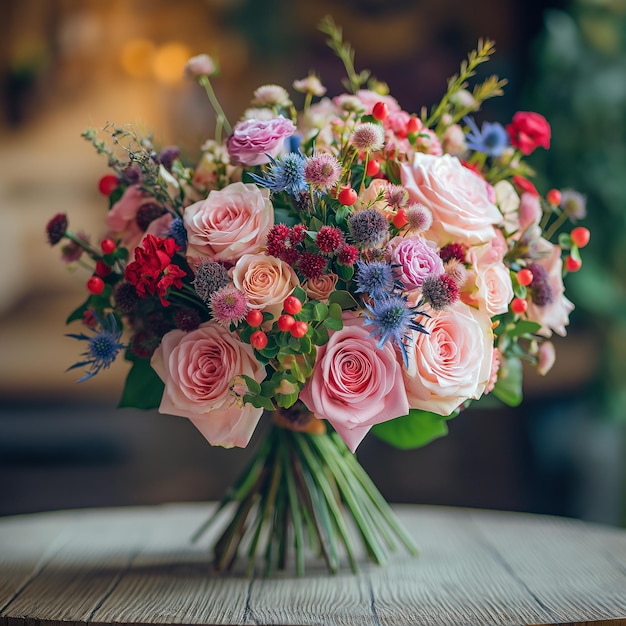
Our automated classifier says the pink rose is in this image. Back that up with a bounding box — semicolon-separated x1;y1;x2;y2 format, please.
231;253;300;319
150;321;266;448
300;314;410;452
387;235;444;291
403;301;493;415
227;116;296;166
184;182;274;264
526;238;574;337
400;153;501;246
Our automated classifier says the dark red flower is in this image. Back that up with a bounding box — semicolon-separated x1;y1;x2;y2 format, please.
506;112;551;155
125;234;185;306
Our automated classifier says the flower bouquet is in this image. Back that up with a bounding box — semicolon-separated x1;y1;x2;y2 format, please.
46;17;588;575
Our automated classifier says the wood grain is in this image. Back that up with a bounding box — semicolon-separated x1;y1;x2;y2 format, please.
0;504;625;626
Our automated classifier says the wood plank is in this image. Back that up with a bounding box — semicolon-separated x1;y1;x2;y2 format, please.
0;507;156;625
467;508;626;625
1;504;625;626
0;510;79;612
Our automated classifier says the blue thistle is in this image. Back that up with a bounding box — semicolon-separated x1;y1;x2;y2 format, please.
66;313;125;382
355;260;397;299
464;117;509;157
363;295;429;367
168;217;187;250
249;152;307;196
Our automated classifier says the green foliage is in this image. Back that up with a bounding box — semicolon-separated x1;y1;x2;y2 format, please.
371;408;459;450
118;356;164;410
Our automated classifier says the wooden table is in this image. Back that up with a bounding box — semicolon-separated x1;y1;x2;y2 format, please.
1;503;625;626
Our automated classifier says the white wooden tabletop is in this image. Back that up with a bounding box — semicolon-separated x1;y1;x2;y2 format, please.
1;503;625;626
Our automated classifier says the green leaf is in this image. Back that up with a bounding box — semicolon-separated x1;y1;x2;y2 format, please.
323;316;343;331
241;374;261;395
329;289;358;309
328;302;343;320
292;285;307;303
336;264;354;281
118;358;164;410
313;301;328;321
506;320;542;337
492;355;523;407
371;408;456;450
66;300;90;325
244;393;275;411
312;324;330;346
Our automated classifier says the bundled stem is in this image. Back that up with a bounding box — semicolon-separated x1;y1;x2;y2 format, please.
193;413;418;575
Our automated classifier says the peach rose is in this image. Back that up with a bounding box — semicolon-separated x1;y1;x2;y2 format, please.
526;238;574;337
300;314;410;452
400;153;501;246
403;301;493;415
150;321;266;448
303;273;338;302
231;253;300;319
462;245;513;316
184;182;273;264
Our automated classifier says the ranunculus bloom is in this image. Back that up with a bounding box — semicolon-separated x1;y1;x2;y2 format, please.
526;238;574;337
227;116;296;166
506;111;551;155
150;321;266;448
300;314;410;452
184;182;273;264
403;301;493;415
400;153;501;246
303;273;338;302
231;253;300;320
387;235;444;291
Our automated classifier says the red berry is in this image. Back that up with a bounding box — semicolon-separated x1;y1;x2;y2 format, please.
283;295;303;315
290;321;308;338
100;238;116;254
246;309;263;327
87;276;105;295
277;314;296;332
95;260;112;277
565;256;582;272
98;174;119;196
372;101;389;121
570;226;590;248
338;186;358;206
406;116;421;134
546;188;562;206
511;297;528;315
392;209;408;229
365;159;380;176
516;268;534;287
250;330;268;350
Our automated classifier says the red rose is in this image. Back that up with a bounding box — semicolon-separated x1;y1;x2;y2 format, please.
506;112;551;155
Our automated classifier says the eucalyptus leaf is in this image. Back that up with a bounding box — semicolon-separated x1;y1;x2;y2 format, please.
492;355;523;407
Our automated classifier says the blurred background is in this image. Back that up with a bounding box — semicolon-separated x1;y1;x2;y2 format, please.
1;0;625;525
